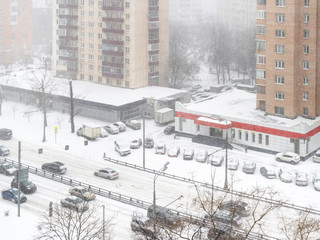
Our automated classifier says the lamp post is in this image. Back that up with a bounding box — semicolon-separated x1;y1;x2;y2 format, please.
219;119;231;190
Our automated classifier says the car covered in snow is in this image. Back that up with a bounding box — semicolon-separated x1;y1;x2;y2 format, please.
144;137;154;148
113;121;126;132
227;158;239;170
168;145;180;158
69;186;96;201
275;152;300;164
313;150;320;163
155;143;166;154
209;155;224;167
114;141;131;156
295;172;308;186
130;138;142;149
278;169;293;183
260;166;276;179
104;124;119;134
242;161;256;174
183;148;194;160
195;150;208;163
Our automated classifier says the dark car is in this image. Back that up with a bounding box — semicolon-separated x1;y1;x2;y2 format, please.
164;125;175;135
0;163;16;176
41;161;67;174
0;128;12;140
260;166;276;179
206;210;242;227
145;137;154;148
218;200;251;217
0;145;10;156
147;205;180;226
11;178;37;194
2;188;27;204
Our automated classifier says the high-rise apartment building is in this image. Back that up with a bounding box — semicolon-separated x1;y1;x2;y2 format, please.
52;0;169;89
256;0;320;119
0;0;33;65
170;0;203;24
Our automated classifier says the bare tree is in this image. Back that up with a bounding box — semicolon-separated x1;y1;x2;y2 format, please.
35;202;114;240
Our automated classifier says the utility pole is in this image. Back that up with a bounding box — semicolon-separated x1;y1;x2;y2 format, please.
69;80;75;133
102;205;105;240
142;103;146;168
18;141;21;217
224;128;228;189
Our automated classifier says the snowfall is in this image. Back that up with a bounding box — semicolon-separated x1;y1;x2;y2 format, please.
1;69;320;239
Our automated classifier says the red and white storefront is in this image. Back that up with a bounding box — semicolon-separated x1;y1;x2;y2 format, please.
174;90;320;158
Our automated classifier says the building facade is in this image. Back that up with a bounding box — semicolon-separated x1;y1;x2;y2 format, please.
0;0;33;65
256;0;320;119
52;0;169;89
169;0;203;24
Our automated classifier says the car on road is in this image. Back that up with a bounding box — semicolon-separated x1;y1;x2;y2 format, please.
155;143;166;154
0;163;16;176
113;121;126;132
114;141;131;156
0;128;12;140
218;200;251;217
164;125;175;135
278;169;293;183
94;168;119;180
0;145;10;156
260;166;276;179
242;161;256;174
104;124;119;134
144;137;154;148
209;155;224;167
313;150;320;163
60;196;89;212
41;161;67;174
130;138;142;149
11;178;37;194
125;120;141;130
147;205;180;227
295;172;308;186
208;209;242;227
69;186;96;201
275;152;300;164
313;172;320;191
2;188;27;204
195;150;208;163
227;158;239;170
183;148;194;160
100;127;109;138
168;145;180;157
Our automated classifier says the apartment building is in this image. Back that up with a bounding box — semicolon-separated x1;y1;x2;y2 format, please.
52;0;169;89
169;0;203;24
0;0;33;65
256;0;320;119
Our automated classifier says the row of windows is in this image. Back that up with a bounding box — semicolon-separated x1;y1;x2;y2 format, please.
274;92;309;101
275;60;309;70
256;73;310;86
274;106;309;116
256;12;310;23
233;129;269;146
276;0;310;7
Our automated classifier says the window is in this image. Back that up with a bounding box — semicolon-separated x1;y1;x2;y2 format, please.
256;70;266;79
89;75;93;81
276;14;285;22
107;78;112;85
80;74;84;79
88;54;94;60
259;134;262;144
304;29;309;39
265;135;269;146
252;133;255;143
275;106;284;115
303;76;309;85
125;36;130;42
125;69;130;77
98;76;102;83
197;125;200;132
257;85;266;94
125;47;130;53
304;45;309;54
275;76;284;84
257;0;266;4
89;32;94;38
245;132;249;141
275;92;285;100
275;44;285;54
304;14;309;23
238;130;242;140
89;11;94;17
276;0;285;7
125;24;130;30
125;2;130;8
117;79;122;86
256;10;266;19
303;108;308;116
256;40;266;50
89;64;94;70
88;22;94;28
304;0;309;7
89;43;94;49
303;61;309;69
126;14;130;19
275;60;285;69
303;92;309;101
256;25;266;34
125;58;130;64
256;55;266;64
276;29;285;38
89;0;94;6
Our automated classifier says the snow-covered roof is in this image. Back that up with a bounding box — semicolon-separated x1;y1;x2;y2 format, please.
156;108;173;113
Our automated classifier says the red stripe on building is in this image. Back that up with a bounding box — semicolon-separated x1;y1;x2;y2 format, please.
194;119;231;130
175;111;320;139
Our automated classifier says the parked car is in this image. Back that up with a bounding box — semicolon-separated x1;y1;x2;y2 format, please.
147;205;180;226
313;150;320;163
313;172;320;191
260;166;276;179
164;125;175;135
227;158;239;170
295;172;308;186
69;186;96;201
242;161;256;174
104;124;119;134
113;121;126;132
125;120;141;130
209;155;224;166
131;213;153;235
168;145;180;157
100;127;109;138
2;188;27;204
60;196;89;212
183;148;194;160
130;138;142;149
278;169;293;183
0;163;16;176
114;141;131;156
0;145;10;156
155;143;166;154
94;168;119;180
11;178;37;194
211;209;242;227
144;137;154;148
275;152;300;164
207;223;241;240
218;200;251;217
195;150;208;163
41;161;67;174
0;128;12;140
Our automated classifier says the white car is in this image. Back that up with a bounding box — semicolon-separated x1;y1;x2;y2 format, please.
60;196;89;212
155;143;166;154
313;150;320;163
69;186;96;201
183;149;194;160
209;155;224;166
114;141;131;156
100;127;109;138
94;168;119;180
242;161;256;174
195;150;208;163
130;138;142;149
278;169;293;183
227;158;239;170
275;152;300;164
295;172;308;186
313;172;320;191
113;121;126;132
168;145;180;157
104;124;119;134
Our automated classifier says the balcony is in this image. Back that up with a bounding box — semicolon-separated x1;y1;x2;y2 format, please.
58;14;78;20
148;71;159;77
149;17;159;22
103;28;124;34
58;25;78;30
102;72;123;78
59;56;78;61
102;39;124;45
102;17;124;23
59;45;78;51
102;6;124;11
148;50;159;55
102;50;124;56
149;39;159;44
102;61;123;68
149;28;159;33
148;61;159;66
59;4;78;9
149;6;159;11
59;35;78;41
67;66;78;72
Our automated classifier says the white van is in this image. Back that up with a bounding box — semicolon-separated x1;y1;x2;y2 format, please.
313;150;320;163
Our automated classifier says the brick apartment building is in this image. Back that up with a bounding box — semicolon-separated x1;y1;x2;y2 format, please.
52;0;169;89
256;0;320;119
0;0;33;66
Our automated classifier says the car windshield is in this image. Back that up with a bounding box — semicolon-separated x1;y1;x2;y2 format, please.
110;170;116;174
132;140;138;143
80;188;88;194
157;146;164;150
22;180;32;186
3;164;13;169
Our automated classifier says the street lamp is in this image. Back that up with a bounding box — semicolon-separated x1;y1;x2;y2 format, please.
219;119;231;190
